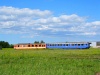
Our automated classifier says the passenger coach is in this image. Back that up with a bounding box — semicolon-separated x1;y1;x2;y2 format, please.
46;42;91;49
14;43;46;49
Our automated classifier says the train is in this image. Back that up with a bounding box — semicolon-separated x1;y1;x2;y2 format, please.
14;42;91;49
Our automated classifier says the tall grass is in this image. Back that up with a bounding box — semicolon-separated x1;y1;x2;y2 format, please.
0;48;100;75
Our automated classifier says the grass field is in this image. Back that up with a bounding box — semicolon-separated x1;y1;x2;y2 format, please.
0;48;100;75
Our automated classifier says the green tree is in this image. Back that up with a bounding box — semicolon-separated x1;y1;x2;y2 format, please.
34;41;39;44
0;41;10;48
0;46;2;50
9;44;14;48
40;40;45;43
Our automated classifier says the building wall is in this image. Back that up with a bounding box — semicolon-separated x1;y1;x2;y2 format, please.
97;42;100;46
91;42;96;48
91;42;100;48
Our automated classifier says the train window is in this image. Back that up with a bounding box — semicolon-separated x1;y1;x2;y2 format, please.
63;44;65;46
35;45;38;47
72;44;74;46
60;44;62;46
50;44;52;46
66;44;68;46
75;44;77;46
51;44;53;46
78;44;80;46
81;44;84;46
32;45;34;47
18;45;19;47
57;44;62;46
52;44;54;46
39;45;41;47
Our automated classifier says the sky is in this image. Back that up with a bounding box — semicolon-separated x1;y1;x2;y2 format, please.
0;0;100;44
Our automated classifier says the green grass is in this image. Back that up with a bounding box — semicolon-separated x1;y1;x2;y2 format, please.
0;48;100;75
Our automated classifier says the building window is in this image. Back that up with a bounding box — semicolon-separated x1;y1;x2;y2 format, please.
97;42;100;46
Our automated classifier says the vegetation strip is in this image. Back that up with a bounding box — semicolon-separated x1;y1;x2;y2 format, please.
0;48;100;75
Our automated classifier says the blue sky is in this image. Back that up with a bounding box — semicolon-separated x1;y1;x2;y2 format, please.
0;0;100;44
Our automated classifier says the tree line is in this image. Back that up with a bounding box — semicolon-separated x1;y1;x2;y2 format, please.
34;40;45;44
0;40;45;48
0;41;14;48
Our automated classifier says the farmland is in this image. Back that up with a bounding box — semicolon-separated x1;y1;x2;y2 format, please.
0;48;100;75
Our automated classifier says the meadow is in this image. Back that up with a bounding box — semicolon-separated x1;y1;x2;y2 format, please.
0;48;100;75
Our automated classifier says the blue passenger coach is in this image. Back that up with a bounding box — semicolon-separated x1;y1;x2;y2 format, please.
46;42;91;49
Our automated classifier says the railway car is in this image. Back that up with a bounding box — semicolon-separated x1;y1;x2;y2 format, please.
46;42;91;49
14;43;46;49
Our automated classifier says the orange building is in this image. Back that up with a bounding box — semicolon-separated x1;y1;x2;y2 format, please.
14;43;46;49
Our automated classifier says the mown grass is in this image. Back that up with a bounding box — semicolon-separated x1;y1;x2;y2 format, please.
0;48;100;75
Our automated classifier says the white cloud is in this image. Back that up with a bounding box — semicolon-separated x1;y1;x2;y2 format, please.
0;6;52;17
82;32;97;35
0;6;100;38
91;21;100;25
